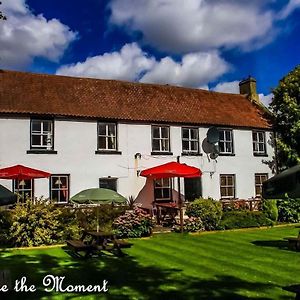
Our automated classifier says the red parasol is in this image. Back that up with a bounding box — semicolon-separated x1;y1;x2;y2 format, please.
140;161;201;179
0;164;51;180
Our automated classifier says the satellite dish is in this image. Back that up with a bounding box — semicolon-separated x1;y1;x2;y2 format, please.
210;144;219;160
207;127;219;144
202;138;214;154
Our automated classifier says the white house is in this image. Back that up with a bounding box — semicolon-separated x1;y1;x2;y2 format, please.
0;70;274;208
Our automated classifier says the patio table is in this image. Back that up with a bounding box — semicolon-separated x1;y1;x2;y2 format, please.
83;231;123;256
155;203;180;225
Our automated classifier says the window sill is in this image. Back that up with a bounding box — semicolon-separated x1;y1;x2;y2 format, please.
181;152;203;156
27;150;57;154
218;153;235;156
151;151;173;156
253;153;268;157
95;150;122;155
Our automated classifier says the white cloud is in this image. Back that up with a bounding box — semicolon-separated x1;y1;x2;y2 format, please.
278;0;300;19
259;93;273;107
57;43;155;81
212;80;240;94
57;43;229;88
109;0;275;53
0;0;76;68
140;51;229;88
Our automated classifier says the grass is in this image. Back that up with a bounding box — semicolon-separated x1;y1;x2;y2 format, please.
0;225;299;299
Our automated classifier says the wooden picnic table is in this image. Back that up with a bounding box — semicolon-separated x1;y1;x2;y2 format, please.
155;202;180;225
83;230;124;256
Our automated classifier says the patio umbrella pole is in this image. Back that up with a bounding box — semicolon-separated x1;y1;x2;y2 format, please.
96;205;100;233
177;156;184;233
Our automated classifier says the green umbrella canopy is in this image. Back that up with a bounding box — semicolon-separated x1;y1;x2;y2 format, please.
0;184;17;206
70;188;127;205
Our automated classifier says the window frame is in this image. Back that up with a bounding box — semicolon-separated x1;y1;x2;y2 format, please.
13;179;34;200
218;128;234;155
97;122;118;152
30;119;54;151
255;173;268;198
252;130;267;156
220;174;236;199
181;127;200;155
49;174;70;203
99;177;118;192
154;178;172;202
151;125;172;154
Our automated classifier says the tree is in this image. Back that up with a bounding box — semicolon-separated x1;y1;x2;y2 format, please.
270;65;300;170
0;2;6;21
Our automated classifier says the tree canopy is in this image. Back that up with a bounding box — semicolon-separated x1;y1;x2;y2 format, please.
270;65;300;170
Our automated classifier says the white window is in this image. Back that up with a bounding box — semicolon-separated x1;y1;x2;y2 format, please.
50;175;69;203
255;173;268;197
154;178;172;202
13;179;33;200
31;119;53;150
152;126;170;152
98;123;117;151
219;129;234;154
253;131;266;155
182;127;199;154
220;174;235;199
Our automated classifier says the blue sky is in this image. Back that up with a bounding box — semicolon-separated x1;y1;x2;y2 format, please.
1;0;300;105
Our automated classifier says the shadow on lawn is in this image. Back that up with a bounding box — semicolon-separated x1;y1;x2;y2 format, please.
251;240;292;251
0;249;286;300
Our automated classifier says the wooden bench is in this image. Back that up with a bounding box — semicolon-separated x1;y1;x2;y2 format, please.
285;237;300;251
115;239;133;248
66;240;96;257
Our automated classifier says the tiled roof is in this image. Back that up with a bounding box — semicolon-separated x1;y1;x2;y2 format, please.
0;70;272;129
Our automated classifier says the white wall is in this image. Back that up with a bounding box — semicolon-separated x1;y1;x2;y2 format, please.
0;117;275;204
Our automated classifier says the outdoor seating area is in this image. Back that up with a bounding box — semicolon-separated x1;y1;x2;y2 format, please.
66;230;132;258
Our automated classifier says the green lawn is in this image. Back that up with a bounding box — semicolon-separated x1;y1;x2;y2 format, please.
0;225;299;300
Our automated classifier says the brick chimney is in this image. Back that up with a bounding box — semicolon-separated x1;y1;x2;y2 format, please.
239;76;259;102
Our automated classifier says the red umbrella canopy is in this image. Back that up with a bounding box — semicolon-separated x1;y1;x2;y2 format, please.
0;164;51;180
140;162;202;179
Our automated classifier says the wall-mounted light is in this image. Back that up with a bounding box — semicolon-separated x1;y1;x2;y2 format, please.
134;153;142;159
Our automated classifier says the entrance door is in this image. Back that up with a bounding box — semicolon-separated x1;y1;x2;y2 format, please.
184;177;202;201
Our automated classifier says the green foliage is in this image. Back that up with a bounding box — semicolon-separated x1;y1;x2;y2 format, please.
222;200;250;212
76;205;126;232
270;65;300;169
262;199;278;221
0;210;12;245
173;217;204;233
56;207;83;241
277;197;300;223
220;211;274;230
10;199;62;247
185;198;222;230
113;208;153;238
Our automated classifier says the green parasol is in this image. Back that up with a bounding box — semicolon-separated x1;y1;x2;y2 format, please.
0;184;17;206
70;188;127;232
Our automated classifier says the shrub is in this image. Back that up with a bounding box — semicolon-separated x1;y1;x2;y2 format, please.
10;198;62;247
220;211;274;230
76;205;126;232
277;197;300;223
113;208;153;238
0;210;12;245
57;207;83;241
262;199;278;221
173;217;204;233
186;198;222;230
222;200;250;212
